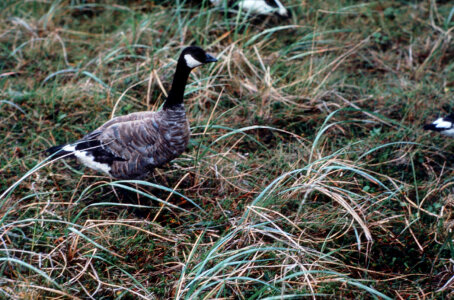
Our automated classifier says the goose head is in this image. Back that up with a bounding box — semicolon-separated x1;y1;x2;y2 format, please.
180;46;218;69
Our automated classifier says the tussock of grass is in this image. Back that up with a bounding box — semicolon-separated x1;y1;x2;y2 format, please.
1;0;454;298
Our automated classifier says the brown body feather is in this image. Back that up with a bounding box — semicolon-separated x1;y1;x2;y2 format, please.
94;105;189;178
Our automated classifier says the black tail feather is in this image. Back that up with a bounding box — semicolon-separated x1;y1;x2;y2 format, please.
46;140;125;163
46;145;74;159
423;124;442;132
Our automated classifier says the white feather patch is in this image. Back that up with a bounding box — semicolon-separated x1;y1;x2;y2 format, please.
433;118;453;129
62;144;76;152
184;54;203;68
238;0;288;16
74;151;112;175
273;0;289;16
441;128;454;137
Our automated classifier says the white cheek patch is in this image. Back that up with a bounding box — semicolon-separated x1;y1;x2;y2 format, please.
74;150;112;175
433;118;453;129
184;54;203;68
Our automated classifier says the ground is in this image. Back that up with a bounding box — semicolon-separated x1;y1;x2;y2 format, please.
1;0;454;299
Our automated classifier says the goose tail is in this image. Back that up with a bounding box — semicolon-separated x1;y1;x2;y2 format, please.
423;124;439;131
46;144;75;159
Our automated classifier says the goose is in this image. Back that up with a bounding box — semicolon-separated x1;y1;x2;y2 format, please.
209;0;291;19
46;46;217;179
424;114;454;137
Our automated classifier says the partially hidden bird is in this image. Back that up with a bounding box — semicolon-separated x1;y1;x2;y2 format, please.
424;113;454;137
210;0;291;19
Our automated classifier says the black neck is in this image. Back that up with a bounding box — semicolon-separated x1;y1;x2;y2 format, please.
163;59;191;110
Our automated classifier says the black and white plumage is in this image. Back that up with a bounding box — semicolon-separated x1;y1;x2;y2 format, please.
210;0;291;19
424;114;454;137
46;46;217;179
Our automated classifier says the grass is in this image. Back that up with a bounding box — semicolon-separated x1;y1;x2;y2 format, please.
1;0;454;298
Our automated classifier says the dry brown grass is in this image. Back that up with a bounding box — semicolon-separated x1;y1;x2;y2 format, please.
1;0;454;298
